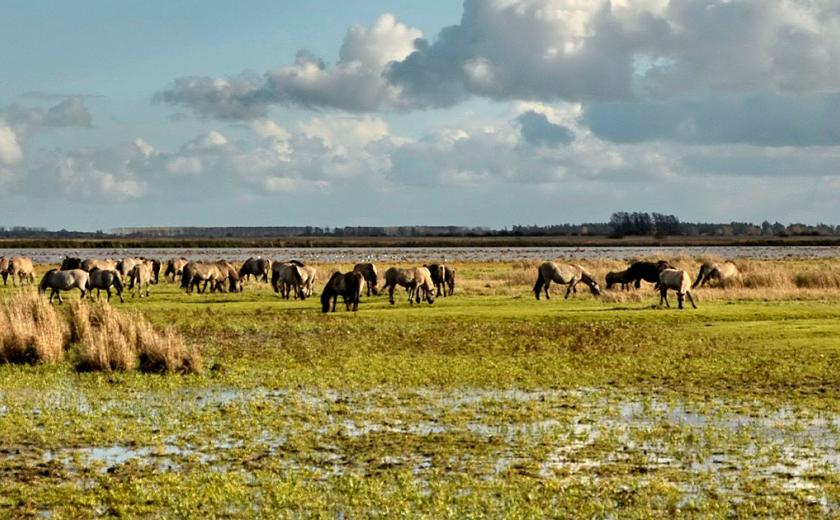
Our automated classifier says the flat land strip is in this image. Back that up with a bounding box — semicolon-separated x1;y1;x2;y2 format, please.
2;257;840;517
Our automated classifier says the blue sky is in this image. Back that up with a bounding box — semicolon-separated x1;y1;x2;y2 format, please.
2;1;840;230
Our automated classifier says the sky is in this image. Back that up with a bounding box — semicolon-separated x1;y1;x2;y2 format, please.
2;0;840;231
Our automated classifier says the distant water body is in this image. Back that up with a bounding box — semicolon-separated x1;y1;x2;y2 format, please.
3;246;839;264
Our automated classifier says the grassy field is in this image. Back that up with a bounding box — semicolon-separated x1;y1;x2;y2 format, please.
2;258;840;517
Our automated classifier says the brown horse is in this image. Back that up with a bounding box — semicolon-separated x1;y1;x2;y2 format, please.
321;271;364;312
353;262;379;296
533;262;601;300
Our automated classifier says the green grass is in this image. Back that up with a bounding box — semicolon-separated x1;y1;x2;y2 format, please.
2;271;840;518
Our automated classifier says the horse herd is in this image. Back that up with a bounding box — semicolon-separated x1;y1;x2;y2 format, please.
0;254;738;311
535;259;741;309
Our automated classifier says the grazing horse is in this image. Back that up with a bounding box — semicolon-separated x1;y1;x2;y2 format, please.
299;265;318;298
624;261;674;289
0;257;8;285
87;268;124;303
692;261;740;289
61;257;83;270
214;260;242;293
443;266;456;296
240;257;271;282
129;263;153;298
6;257;36;286
165;257;189;282
605;270;633;291
181;262;215;294
381;267;435;305
321;271;364;312
271;261;304;299
39;269;89;304
533;262;601;300
424;264;449;297
381;267;417;305
353;262;379;296
659;269;697;309
82;258;117;272
411;267;436;305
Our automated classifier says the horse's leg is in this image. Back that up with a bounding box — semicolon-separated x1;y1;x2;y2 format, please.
56;291;63;305
544;280;551;299
388;284;395;305
331;295;337;312
686;291;697;309
677;292;685;310
564;278;577;299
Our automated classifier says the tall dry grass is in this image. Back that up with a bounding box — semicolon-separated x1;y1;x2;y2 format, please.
0;291;68;364
70;301;201;374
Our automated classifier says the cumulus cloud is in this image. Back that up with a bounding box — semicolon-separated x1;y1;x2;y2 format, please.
4;96;93;132
389;0;840;107
156;14;422;117
516;110;574;146
0;123;23;164
583;94;840;147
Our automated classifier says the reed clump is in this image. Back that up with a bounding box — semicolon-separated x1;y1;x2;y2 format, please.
0;291;68;364
69;301;200;374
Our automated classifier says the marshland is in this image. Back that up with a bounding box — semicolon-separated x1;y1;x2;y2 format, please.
2;251;840;517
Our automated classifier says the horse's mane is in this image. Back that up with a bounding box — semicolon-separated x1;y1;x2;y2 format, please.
288;260;305;267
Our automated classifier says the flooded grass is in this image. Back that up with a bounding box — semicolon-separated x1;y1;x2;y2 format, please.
1;259;840;516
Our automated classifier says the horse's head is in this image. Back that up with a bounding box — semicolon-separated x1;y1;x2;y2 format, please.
589;282;602;297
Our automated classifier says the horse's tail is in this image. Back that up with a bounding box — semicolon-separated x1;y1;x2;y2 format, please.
38;269;56;294
533;268;544;299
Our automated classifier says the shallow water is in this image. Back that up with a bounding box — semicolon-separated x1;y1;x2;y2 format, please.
4;245;840;264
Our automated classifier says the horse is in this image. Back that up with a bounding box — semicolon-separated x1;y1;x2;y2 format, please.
659;269;697;309
623;260;674;289
87;268;124;303
61;257;83;270
381;267;417;305
82;258;117;272
271;261;304;299
692;261;740;289
299;265;318;298
605;270;633;291
240;257;271;283
165;257;189;282
411;267;436;305
321;271;364;312
181;262;219;294
140;257;162;284
38;269;89;304
214;260;242;293
353;262;379;296
129;263;153;298
533;262;601;300
424;264;449;297
6;257;36;286
0;257;8;285
443;266;456;296
116;258;141;281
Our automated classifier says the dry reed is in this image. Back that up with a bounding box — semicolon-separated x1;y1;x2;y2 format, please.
0;291;68;364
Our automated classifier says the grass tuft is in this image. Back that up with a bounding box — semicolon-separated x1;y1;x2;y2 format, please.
0;291;68;364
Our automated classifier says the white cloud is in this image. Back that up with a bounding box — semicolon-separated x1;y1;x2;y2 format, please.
165;156;203;175
157;14;422;117
0;123;23;164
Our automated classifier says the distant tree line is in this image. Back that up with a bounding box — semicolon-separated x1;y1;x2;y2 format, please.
2;218;840;240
